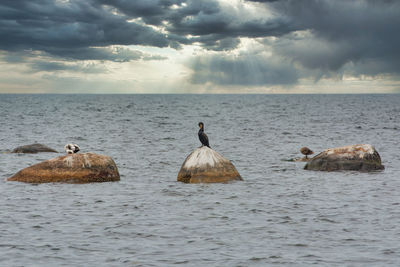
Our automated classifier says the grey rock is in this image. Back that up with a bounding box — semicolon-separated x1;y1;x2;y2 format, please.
12;143;57;153
304;144;384;171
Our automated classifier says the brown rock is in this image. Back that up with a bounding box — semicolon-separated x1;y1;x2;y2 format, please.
304;144;384;171
12;143;57;153
177;146;242;183
8;153;120;183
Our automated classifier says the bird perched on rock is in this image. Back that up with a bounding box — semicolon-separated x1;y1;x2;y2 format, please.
198;122;210;148
64;144;80;154
300;147;314;159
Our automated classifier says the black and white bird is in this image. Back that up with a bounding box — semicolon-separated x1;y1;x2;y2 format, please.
198;122;210;148
64;144;80;154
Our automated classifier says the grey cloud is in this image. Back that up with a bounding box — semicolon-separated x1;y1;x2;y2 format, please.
188;54;298;85
99;0;295;49
165;0;295;47
97;0;186;25
199;37;241;51
0;0;399;87
1;46;166;75
265;0;400;77
245;0;280;2
0;0;170;58
46;47;143;62
29;61;107;74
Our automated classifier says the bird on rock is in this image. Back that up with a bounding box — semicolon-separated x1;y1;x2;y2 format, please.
300;147;314;159
64;144;80;154
198;122;210;148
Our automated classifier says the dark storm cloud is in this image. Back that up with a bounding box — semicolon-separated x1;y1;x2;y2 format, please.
0;0;170;59
0;0;399;87
163;0;296;49
183;0;400;86
0;0;296;57
93;0;296;49
265;0;400;77
96;0;186;25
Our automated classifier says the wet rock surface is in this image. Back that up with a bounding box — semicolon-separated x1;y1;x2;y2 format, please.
304;144;384;171
177;146;242;183
8;153;120;183
12;143;57;153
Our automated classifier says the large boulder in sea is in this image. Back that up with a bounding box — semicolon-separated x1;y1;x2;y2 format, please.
177;146;242;183
12;143;57;153
304;144;384;172
8;153;120;183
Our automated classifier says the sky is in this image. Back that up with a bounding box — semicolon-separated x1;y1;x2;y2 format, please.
0;0;399;94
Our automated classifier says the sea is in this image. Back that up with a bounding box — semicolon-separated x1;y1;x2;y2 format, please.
0;94;400;266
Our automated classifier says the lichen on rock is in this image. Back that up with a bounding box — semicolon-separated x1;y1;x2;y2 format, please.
177;146;242;183
8;152;120;183
304;144;384;172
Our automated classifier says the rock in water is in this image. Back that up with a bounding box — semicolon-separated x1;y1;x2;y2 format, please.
8;153;120;183
304;144;384;171
177;146;242;183
12;143;57;153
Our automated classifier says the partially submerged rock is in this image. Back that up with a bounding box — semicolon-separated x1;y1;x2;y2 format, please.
8;153;120;183
12;143;57;153
177;146;242;183
293;157;310;162
304;144;384;171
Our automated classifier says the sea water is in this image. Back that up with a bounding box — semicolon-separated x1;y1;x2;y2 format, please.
1;94;400;266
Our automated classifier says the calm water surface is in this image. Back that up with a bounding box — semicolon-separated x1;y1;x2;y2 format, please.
1;94;400;266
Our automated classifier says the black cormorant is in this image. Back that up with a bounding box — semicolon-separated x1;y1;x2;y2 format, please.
198;122;210;148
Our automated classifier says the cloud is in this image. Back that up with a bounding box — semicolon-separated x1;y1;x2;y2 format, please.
29;61;108;74
45;47;167;62
0;0;170;58
0;0;399;92
164;0;296;49
94;0;296;49
264;0;400;77
245;0;280;2
188;52;298;86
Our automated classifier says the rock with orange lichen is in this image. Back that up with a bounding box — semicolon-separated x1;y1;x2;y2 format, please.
8;153;120;183
304;144;384;171
177;146;242;183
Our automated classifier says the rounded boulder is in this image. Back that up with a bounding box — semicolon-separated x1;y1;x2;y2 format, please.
177;146;242;183
8;153;120;183
304;144;384;171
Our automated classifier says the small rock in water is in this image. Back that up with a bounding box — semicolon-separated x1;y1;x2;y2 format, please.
293;157;310;162
12;143;57;153
177;146;242;183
